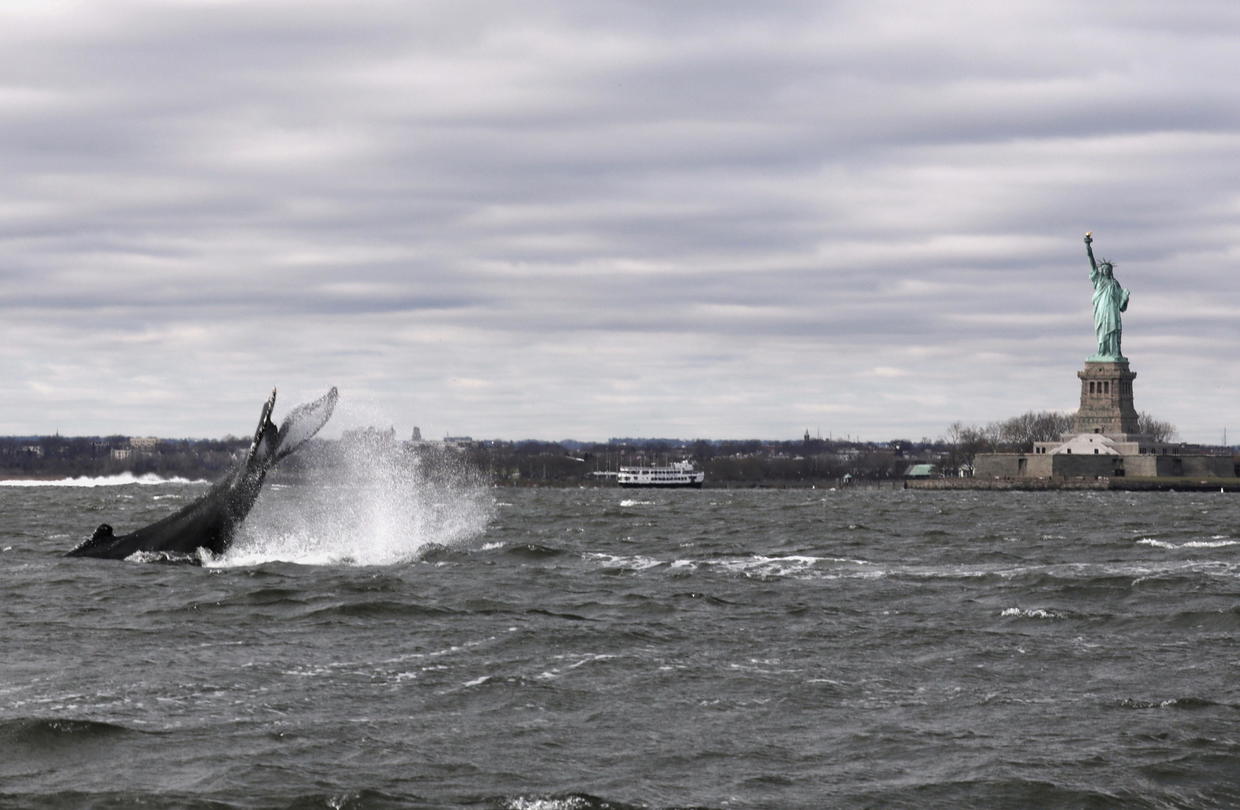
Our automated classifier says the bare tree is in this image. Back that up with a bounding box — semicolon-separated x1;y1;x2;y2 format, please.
949;409;1175;458
945;420;1000;467
996;410;1075;450
1137;412;1177;442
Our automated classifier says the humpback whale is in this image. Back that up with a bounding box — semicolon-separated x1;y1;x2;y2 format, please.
67;387;338;561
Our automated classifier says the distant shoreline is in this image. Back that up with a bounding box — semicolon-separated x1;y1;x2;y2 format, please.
907;476;1240;492
6;471;1237;492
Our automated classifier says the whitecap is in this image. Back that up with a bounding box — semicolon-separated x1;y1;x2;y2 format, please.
0;473;207;488
1138;538;1239;550
1137;538;1175;549
712;554;876;579
584;552;663;570
505;798;592;810
1000;607;1059;619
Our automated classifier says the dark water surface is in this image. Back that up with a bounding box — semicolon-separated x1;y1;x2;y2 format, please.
3;479;1240;809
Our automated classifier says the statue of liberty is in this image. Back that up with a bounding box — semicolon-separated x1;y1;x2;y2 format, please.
1084;232;1129;361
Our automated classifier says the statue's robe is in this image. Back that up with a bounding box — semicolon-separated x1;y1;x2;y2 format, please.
1090;268;1129;359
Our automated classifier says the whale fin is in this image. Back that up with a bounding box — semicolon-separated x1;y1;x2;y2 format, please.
272;386;338;464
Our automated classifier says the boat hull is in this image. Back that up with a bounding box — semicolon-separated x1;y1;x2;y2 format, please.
619;480;704;489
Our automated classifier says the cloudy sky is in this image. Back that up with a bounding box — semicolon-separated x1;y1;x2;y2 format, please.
2;0;1238;443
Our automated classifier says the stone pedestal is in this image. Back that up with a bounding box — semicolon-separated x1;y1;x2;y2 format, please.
1074;360;1139;436
976;354;1236;481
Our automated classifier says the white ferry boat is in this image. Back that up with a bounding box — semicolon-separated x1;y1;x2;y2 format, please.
617;460;705;489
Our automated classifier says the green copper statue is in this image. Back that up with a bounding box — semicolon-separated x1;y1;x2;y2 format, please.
1084;232;1129;361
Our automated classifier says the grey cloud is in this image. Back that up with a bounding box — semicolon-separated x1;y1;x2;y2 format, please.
1;0;1237;441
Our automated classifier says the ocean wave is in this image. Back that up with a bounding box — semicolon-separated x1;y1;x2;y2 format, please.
1137;538;1239;550
0;472;208;488
579;552;1240;588
502;793;648;810
525;652;619;683
0;717;140;744
500;794;719;810
710;554;874;579
1000;607;1061;620
1116;696;1225;710
303;599;457;620
585;551;877;580
587;552;664;571
504;543;567;558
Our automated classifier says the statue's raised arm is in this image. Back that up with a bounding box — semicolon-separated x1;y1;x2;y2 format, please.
1084;231;1098;274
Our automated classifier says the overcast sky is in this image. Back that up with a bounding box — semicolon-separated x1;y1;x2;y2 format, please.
2;0;1238;443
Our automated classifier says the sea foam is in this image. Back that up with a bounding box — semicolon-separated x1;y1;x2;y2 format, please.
0;473;207;488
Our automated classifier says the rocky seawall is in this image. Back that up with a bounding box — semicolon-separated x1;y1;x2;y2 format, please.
908;477;1240;492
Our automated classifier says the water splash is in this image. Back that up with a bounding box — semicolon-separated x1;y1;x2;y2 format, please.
211;440;494;567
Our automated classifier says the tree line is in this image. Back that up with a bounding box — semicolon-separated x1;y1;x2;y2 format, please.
0;409;1189;486
0;435;249;479
0;433;943;486
943;410;1177;471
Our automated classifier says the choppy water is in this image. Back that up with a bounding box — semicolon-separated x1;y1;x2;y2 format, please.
3;478;1239;809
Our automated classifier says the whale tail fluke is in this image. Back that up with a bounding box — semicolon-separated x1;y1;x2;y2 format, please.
247;387;338;469
273;386;338;464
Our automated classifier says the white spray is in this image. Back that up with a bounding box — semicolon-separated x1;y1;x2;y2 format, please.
211;433;494;567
